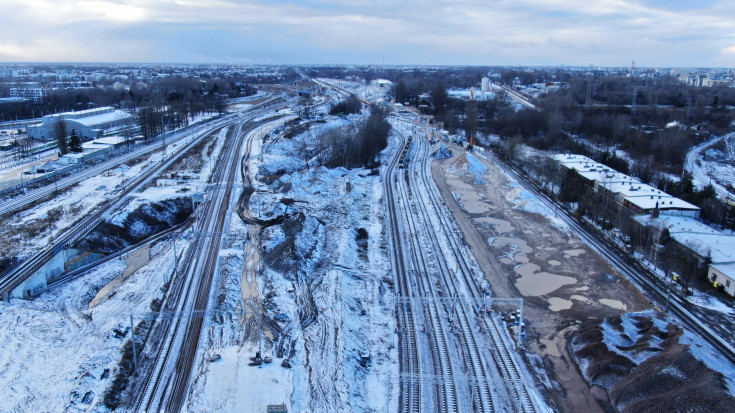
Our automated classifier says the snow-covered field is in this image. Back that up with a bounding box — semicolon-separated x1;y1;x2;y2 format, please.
317;78;390;103
0;237;182;411
186;115;398;412
0;122;229;411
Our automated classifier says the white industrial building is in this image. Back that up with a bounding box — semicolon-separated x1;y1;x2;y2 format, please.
59;136;131;165
553;154;700;218
27;107;135;142
481;77;490;93
636;214;735;297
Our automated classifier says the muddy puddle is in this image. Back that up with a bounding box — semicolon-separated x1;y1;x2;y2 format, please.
539;337;563;358
599;298;627;310
564;249;586;257
491;237;532;263
475;217;514;234
515;263;577;296
548;297;573;311
450;186;492;214
89;245;150;308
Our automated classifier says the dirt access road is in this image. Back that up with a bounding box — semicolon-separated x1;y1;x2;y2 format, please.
430;144;651;412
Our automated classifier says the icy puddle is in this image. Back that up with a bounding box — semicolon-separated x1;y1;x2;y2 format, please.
599;298;627;310
451;186;491;214
514;263;577;296
89;245;150;308
475;217;514;234
548;297;573;311
491;237;532;263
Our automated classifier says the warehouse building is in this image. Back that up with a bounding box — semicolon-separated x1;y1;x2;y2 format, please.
27;107;134;142
553;154;700;218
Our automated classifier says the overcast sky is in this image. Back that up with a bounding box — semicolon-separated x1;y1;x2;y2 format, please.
2;0;735;67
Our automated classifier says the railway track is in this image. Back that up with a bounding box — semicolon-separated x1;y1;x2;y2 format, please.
393;124;491;412
0;103;281;300
384;126;423;412
391;116;545;412
413;130;538;412
135;112;289;411
479;148;735;367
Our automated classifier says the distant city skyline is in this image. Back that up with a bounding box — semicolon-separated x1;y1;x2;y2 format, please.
2;0;735;67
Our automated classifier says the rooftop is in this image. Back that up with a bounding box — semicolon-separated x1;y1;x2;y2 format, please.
636;215;735;263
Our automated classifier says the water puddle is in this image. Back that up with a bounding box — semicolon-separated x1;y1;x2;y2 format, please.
515;263;577;296
599;298;627;310
449;185;491;214
475;217;514;234
89;245;150;308
548;297;573;311
563;249;586;257
570;295;592;304
491;237;533;263
539;337;563;358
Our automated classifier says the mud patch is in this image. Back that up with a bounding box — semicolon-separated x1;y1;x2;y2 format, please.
570;312;735;412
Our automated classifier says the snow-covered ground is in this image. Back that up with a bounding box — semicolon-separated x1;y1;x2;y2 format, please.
594;310;735;397
0;121;231;410
317;78;390;103
0;236;184;411
186;115;397;412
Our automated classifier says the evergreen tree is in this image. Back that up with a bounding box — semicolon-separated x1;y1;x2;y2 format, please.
69;130;83;153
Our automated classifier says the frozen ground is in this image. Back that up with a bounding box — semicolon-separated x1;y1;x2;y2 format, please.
0;237;182;411
0;121;230;410
0;128;212;260
317;78;390;102
186;115;397;412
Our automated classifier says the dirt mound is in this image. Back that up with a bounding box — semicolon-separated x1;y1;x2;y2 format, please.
76;198;193;253
570;312;735;412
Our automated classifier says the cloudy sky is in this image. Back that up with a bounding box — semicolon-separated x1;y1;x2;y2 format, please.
2;0;735;67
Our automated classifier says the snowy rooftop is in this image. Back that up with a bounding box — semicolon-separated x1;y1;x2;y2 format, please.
553;153;698;211
625;194;699;211
92;135;128;145
71;110;133;127
712;262;735;275
40;106;133;127
636;215;735;263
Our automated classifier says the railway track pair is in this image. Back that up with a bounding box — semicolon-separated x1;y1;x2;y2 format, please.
135;111;290;411
387;116;543;412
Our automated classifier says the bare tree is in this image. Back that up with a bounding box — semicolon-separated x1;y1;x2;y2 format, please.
54;119;69;155
464;100;478;149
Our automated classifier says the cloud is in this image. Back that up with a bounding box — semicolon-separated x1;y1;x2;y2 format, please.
0;0;734;65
